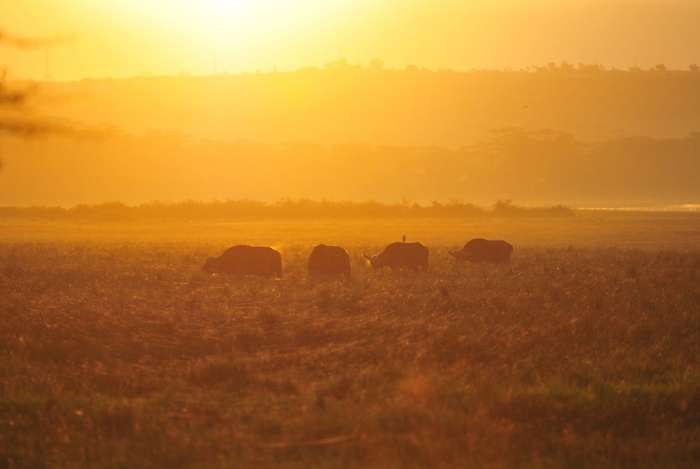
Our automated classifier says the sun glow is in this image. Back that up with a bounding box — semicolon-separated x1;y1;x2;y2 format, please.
96;0;359;74
116;0;348;44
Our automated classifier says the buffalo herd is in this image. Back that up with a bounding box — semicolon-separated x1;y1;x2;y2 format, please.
203;238;513;278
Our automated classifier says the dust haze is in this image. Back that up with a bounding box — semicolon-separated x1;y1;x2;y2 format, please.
1;66;700;207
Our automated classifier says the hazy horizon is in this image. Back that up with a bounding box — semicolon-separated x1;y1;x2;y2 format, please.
2;1;700;81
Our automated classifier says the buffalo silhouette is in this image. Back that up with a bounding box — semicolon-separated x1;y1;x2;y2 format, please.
308;244;351;277
203;245;282;277
449;238;513;263
364;242;429;270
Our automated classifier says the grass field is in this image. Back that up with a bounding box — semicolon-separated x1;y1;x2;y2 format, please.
1;213;699;468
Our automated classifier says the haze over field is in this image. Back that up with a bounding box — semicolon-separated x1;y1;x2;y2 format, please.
1;0;700;207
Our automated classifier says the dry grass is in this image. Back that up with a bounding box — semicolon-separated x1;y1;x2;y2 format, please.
1;215;699;468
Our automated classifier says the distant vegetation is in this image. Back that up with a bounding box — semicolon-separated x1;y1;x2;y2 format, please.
2;129;698;206
0;199;574;221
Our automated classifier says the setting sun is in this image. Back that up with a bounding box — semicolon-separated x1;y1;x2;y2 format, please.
106;0;357;72
117;0;270;37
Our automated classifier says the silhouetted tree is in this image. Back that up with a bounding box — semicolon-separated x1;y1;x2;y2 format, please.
369;58;384;71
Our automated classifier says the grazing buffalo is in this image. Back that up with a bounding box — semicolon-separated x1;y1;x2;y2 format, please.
364;242;429;270
308;244;351;277
203;245;282;277
449;238;513;263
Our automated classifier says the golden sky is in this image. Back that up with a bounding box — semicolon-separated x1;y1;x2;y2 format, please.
2;1;700;207
2;0;700;81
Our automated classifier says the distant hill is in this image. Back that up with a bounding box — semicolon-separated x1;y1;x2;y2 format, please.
33;66;700;147
3;67;700;207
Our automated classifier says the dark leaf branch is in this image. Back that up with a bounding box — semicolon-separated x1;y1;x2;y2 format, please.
0;29;76;48
0;115;118;138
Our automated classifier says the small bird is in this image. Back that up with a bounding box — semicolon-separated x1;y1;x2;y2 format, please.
402;234;406;243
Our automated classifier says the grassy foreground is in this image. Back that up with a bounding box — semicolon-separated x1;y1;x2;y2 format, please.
1;215;699;468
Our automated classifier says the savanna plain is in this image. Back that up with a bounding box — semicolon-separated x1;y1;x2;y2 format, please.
1;213;699;468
